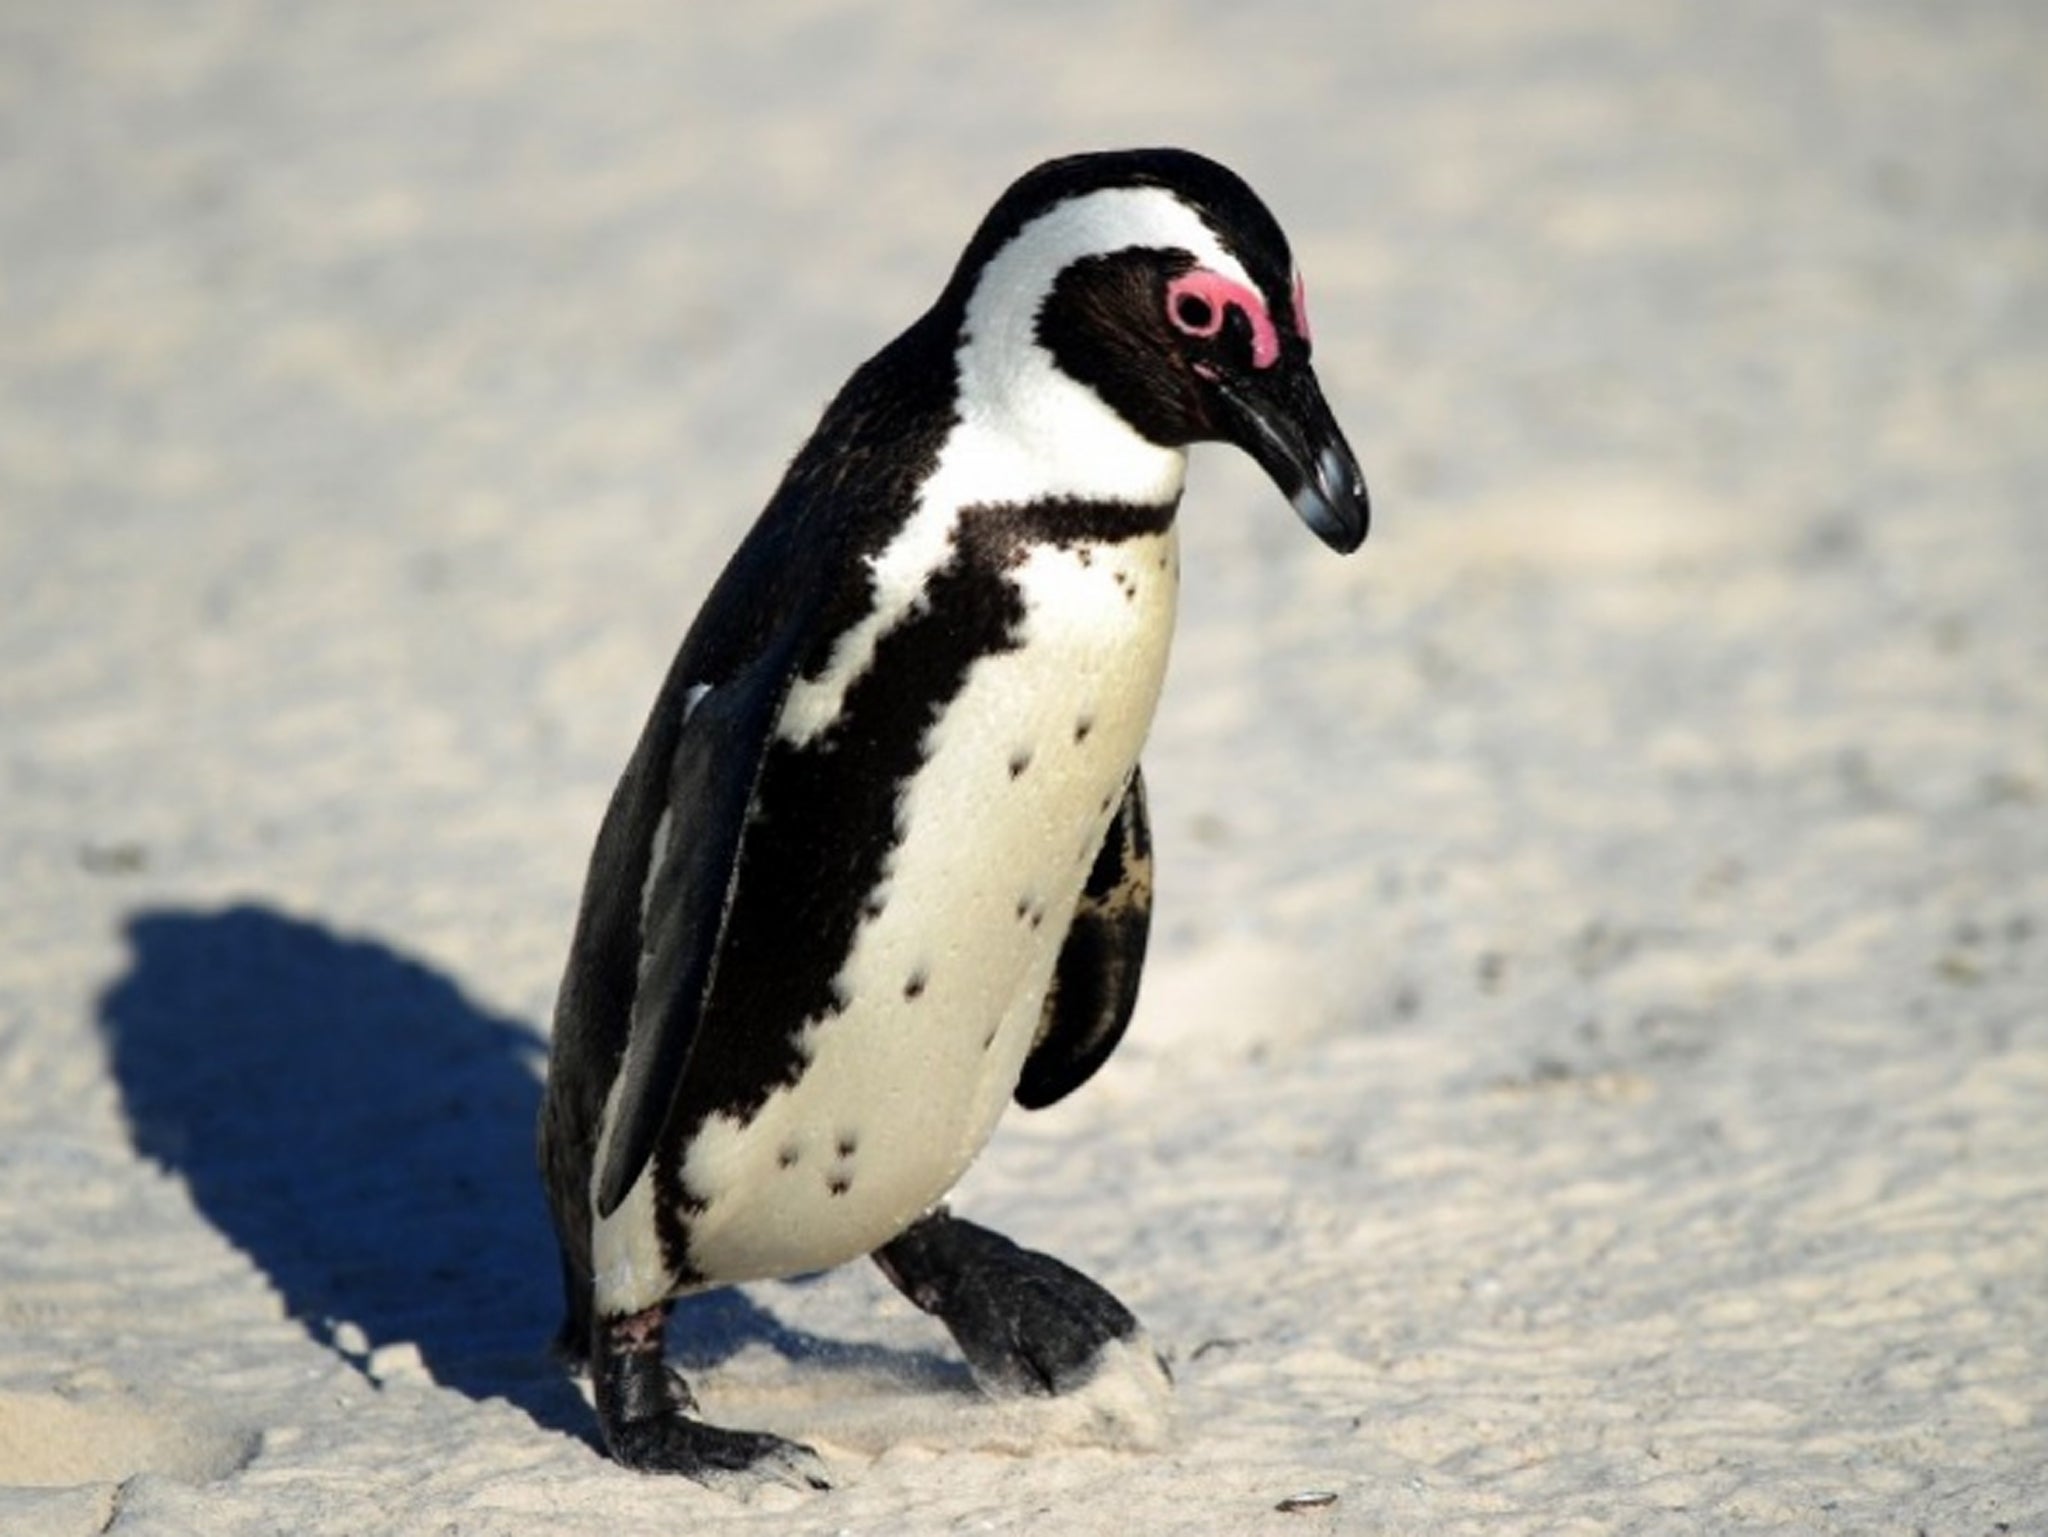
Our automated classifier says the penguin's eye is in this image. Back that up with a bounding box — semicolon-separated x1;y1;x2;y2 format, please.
1164;268;1282;369
1171;293;1217;334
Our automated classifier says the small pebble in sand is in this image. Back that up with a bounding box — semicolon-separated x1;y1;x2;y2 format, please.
1275;1489;1339;1513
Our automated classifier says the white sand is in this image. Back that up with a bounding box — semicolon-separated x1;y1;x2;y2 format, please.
3;3;2044;1533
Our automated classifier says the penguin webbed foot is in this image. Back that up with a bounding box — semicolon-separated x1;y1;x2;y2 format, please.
874;1207;1159;1398
607;1404;831;1493
594;1306;831;1492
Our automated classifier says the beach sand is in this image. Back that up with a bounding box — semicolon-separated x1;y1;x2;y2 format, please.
2;3;2044;1531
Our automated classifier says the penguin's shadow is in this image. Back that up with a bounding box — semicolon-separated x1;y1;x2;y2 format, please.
97;904;945;1447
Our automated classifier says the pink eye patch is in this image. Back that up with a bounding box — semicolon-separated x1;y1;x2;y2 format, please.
1165;268;1282;370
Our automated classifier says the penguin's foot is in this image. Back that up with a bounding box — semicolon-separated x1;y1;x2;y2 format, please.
873;1207;1164;1399
594;1307;831;1492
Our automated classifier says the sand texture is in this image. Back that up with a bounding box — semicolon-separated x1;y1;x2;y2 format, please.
2;3;2044;1533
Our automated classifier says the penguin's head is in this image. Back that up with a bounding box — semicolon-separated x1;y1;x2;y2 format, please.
942;148;1369;554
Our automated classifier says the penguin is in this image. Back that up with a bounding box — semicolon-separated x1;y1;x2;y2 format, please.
538;147;1369;1490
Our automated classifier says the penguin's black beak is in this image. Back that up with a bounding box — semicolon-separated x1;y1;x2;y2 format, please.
1208;356;1370;554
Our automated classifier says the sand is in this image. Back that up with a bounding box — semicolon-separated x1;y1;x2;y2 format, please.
2;2;2044;1532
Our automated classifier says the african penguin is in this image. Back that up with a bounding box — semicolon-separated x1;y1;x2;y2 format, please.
539;147;1368;1490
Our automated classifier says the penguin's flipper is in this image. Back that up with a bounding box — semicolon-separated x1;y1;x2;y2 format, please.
595;656;796;1219
1014;765;1154;1110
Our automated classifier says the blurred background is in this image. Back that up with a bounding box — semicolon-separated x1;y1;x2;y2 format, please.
2;3;2044;1531
5;3;2042;1001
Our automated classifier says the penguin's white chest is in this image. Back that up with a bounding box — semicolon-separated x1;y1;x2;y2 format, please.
677;529;1178;1285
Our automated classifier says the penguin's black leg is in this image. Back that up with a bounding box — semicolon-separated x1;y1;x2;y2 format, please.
550;1244;593;1369
593;1305;832;1491
873;1207;1162;1397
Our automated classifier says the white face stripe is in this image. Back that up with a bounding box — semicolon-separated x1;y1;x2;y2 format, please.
778;187;1226;747
955;185;1254;475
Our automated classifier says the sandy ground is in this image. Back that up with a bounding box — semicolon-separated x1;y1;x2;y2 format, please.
3;3;2045;1533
